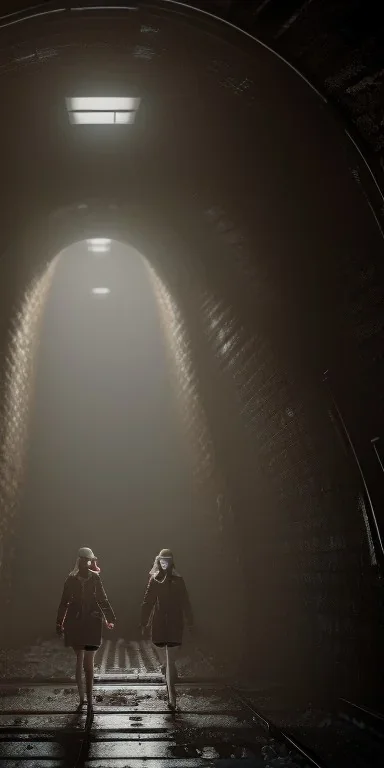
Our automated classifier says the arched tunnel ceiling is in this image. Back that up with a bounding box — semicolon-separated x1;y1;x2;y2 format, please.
0;1;383;412
2;0;384;180
0;0;384;696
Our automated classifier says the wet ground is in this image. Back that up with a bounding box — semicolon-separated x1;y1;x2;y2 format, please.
0;680;306;767
0;638;383;767
0;638;311;767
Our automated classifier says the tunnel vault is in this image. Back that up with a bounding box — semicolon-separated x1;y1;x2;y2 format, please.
0;1;384;701
0;204;251;673
0;194;382;699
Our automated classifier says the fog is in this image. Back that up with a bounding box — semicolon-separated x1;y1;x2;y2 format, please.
11;240;231;648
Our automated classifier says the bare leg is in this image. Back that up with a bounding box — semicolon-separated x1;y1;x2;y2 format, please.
74;649;85;705
165;645;177;709
83;650;96;711
155;645;166;675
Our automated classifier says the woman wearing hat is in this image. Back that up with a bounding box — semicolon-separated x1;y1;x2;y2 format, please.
140;548;193;709
56;547;116;711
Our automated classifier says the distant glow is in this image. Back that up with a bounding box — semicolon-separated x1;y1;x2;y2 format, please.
92;287;110;295
87;238;111;253
67;97;139;111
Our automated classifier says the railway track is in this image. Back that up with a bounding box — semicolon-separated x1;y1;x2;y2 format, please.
0;639;383;767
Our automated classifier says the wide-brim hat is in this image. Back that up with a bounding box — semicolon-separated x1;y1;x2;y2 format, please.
78;546;97;560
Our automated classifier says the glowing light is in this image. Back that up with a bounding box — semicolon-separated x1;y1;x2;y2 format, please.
66;97;140;125
92;287;110;295
69;111;136;125
87;238;111;254
67;97;139;111
70;112;114;125
114;112;134;124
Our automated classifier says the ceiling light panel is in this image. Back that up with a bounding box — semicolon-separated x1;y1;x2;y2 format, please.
67;97;140;112
92;287;110;295
70;111;115;124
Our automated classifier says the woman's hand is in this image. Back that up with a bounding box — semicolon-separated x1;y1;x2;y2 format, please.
106;622;114;630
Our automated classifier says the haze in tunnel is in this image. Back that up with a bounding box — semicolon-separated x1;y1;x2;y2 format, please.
0;0;384;704
10;239;239;652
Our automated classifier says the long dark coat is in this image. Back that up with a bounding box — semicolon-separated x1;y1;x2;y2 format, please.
57;571;116;648
141;572;193;646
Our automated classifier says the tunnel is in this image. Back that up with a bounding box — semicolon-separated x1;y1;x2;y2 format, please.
0;0;384;720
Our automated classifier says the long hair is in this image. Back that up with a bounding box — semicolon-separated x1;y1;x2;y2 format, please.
69;557;81;577
149;552;181;580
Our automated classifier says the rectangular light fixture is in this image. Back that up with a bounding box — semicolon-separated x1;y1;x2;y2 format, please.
92;287;110;295
67;97;140;112
69;112;114;125
87;238;111;253
66;96;140;126
68;110;136;126
115;111;135;124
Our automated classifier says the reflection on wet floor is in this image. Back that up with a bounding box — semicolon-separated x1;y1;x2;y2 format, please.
0;638;273;765
4;639;382;766
0;681;271;766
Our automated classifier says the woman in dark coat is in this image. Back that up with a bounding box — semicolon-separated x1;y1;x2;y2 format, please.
140;548;193;709
56;547;116;711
